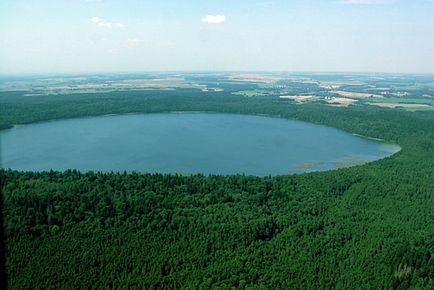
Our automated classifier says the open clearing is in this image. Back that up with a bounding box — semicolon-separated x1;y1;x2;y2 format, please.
325;97;358;106
279;95;315;102
367;102;432;109
333;90;383;98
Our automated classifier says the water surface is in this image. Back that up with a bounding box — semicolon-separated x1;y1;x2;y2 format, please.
0;113;400;175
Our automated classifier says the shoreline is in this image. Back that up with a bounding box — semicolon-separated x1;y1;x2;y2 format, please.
1;111;403;177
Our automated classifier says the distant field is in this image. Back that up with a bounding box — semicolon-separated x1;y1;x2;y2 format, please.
332;90;383;99
326;97;358;107
367;102;433;110
279;95;315;101
371;97;434;106
365;97;434;110
1;72;433;113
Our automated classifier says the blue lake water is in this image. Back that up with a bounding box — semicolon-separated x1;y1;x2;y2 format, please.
0;113;400;175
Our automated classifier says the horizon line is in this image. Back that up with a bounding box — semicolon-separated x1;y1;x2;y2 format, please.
0;70;433;77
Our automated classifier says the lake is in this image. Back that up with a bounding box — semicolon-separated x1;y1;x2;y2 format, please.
0;112;400;176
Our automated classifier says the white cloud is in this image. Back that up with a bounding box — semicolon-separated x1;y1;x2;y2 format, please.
201;15;226;24
91;16;102;23
90;16;124;28
342;0;395;4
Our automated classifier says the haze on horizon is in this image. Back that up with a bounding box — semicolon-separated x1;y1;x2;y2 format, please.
0;0;433;75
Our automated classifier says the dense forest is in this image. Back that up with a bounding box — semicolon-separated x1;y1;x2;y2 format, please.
1;90;434;288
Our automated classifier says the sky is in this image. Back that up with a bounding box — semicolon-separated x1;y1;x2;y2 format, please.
0;0;433;74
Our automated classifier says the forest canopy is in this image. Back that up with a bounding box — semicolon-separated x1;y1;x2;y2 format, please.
1;90;434;289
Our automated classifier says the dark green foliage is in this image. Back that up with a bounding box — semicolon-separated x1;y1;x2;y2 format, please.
1;92;434;288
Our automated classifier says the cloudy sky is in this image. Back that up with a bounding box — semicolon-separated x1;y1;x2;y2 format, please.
0;0;433;74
